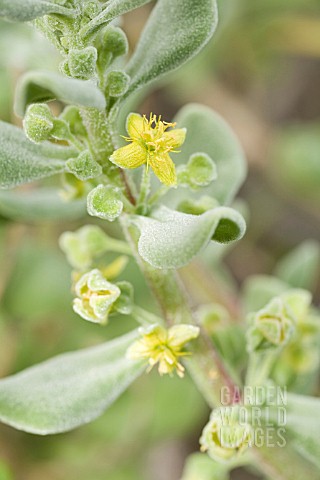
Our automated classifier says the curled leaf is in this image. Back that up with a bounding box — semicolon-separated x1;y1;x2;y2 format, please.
131;205;246;269
15;71;106;117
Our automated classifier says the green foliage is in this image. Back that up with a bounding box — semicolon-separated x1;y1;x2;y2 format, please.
178;152;217;190
0;188;86;222
132;205;245;269
0;331;143;434
275;241;320;291
81;0;152;37
124;0;218;99
174;104;247;205
0;121;73;188
181;453;229;480
15;71;106;117
0;0;76;22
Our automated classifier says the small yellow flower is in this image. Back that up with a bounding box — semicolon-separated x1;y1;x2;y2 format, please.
110;113;186;186
127;324;199;377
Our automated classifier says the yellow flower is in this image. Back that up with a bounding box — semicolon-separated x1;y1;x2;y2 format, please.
127;323;199;377
110;113;186;186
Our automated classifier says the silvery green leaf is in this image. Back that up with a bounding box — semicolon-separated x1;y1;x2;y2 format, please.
274;240;320;291
131;205;245;269
174;104;247;205
0;121;73;189
0;0;77;22
285;394;320;469
0;330;143;434
124;0;218;98
81;0;152;37
242;275;290;313
0;188;86;222
181;453;229;480
15;71;106;117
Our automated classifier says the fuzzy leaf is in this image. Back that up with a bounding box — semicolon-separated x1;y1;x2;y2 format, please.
0;0;77;22
0;121;73;189
132;205;245;269
15;71;106;117
268;393;320;471
174;104;247;205
0;331;143;434
124;0;218;98
274;241;320;291
81;0;152;37
0;188;86;222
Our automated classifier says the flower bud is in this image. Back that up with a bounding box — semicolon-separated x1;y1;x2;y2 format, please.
73;269;121;324
23;103;54;143
87;184;123;221
59;225;112;270
178;153;217;190
68;47;97;80
200;406;252;462
106;70;130;97
66;150;102;181
102;26;128;57
247;297;296;352
60;106;87;138
82;0;101;19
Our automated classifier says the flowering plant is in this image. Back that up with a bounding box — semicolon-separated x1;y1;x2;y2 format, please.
0;1;319;479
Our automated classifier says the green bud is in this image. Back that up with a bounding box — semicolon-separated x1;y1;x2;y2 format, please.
60;106;87;137
68;47;97;80
247;297;296;352
59;225;111;270
200;406;252;462
177;196;219;215
178;153;217;190
87;184;123;221
82;0;101;19
51;118;71;141
23;103;54;143
60;225;130;270
60;173;87;200
102;26;128;57
66;150;102;181
106;70;130;97
73;269;121;324
113;281;134;315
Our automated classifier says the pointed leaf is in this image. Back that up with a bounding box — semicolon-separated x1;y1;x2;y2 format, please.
124;0;218;98
174;104;247;205
274;240;320;291
132;206;245;269
0;331;143;434
15;71;106;117
0;188;86;222
82;0;152;37
0;0;77;22
0;121;73;189
284;393;320;469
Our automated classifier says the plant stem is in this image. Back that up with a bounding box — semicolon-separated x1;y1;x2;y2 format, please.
120;214;241;409
137;165;150;208
245;351;277;387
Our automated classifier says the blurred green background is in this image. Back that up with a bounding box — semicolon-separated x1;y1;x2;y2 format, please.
0;0;320;478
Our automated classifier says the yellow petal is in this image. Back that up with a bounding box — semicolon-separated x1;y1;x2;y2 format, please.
168;324;200;348
126;113;145;140
110;141;147;169
149;152;177;186
162;128;186;150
